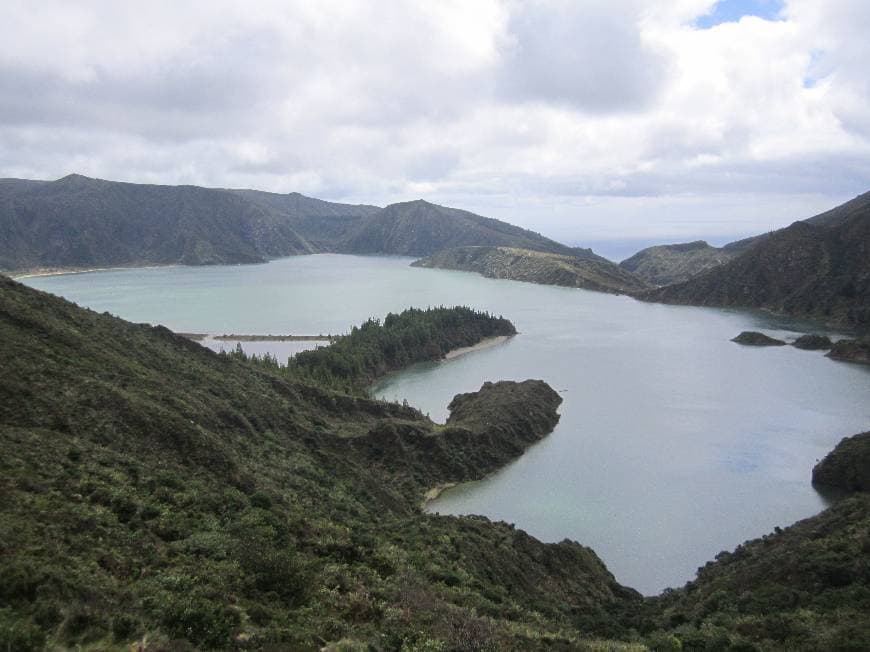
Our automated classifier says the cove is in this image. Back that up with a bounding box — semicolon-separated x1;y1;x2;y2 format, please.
23;254;870;595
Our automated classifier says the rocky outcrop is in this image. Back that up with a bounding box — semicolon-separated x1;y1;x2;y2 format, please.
351;380;562;495
731;331;787;346
619;240;735;286
812;432;870;492
826;337;870;365
412;245;649;295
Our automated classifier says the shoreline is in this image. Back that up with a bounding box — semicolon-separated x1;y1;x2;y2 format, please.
444;334;512;360
11;263;177;280
180;333;336;342
420;482;457;510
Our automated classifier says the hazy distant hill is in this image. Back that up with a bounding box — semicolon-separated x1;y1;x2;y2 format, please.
0;175;385;270
643;193;870;329
0;175;603;272
414;245;649;295
619;240;735;286
338;199;582;257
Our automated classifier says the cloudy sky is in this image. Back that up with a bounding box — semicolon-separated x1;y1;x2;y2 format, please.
1;0;868;256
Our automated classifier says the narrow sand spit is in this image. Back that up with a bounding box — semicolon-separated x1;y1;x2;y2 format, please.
444;335;512;360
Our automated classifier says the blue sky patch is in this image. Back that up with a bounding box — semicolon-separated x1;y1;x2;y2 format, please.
696;0;784;29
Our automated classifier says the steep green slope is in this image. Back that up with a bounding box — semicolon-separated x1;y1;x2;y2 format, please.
813;432;870;492
645;493;870;651
412;246;649;295
0;276;638;650
339;200;584;258
230;188;380;250
643;200;870;329
0;175;377;271
619;241;735;286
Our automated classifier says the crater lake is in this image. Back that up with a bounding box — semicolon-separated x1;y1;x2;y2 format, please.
22;254;870;595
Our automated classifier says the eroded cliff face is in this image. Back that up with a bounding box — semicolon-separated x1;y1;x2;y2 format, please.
413;245;649;295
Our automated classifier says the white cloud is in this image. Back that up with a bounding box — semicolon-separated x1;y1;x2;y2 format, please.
0;0;868;246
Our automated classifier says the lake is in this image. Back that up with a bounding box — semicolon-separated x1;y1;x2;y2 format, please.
22;254;870;595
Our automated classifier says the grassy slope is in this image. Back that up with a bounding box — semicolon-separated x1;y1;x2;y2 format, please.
3;274;870;651
0;276;637;650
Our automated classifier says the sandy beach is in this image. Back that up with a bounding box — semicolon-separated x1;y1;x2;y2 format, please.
11;263;176;280
444;334;513;360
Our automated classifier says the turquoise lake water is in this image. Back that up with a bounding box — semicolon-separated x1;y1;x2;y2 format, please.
23;254;870;595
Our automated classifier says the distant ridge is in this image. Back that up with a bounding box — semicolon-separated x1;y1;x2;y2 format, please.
642;192;870;329
0;174;377;270
413;245;649;295
0;175;605;273
337;199;582;258
619;240;735;286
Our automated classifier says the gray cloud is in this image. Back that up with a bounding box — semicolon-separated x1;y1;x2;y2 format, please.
498;0;667;111
0;0;868;246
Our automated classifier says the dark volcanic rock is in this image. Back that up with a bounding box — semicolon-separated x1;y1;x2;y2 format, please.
812;432;870;492
792;334;833;350
731;331;787;346
826;336;870;365
413;245;649;295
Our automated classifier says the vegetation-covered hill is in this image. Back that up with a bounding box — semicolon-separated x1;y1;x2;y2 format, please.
0;176;617;275
338;200;583;258
3;265;870;649
0;275;644;650
646;493;870;651
642;195;870;329
813;432;870;492
0;175;382;270
412;246;649;295
618;241;735;286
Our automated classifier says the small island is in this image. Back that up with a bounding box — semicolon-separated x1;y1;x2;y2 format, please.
792;333;833;350
731;331;787;346
826;336;870;365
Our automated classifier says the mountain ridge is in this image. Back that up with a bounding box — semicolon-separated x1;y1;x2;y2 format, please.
642;199;870;329
0;174;607;274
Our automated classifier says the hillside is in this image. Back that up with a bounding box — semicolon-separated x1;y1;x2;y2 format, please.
412;246;649;295
0;275;642;650
646;492;870;651
5;275;870;649
0;175;382;270
642;195;870;329
812;432;870;492
339;199;584;258
619;240;735;286
0;175;616;274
